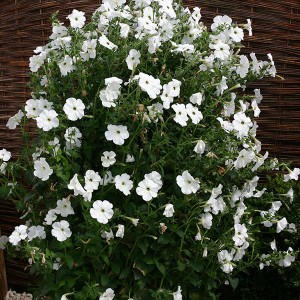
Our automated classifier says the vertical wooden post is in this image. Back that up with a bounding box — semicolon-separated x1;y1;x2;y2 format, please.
0;248;8;300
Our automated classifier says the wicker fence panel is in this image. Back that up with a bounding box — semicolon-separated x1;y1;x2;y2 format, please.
0;0;300;292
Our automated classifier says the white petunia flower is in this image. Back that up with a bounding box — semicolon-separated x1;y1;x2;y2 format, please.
283;167;300;182
278;247;295;267
232;223;248;246
55;198;75;217
210;40;230;61
100;77;123;108
61;293;74;300
145;171;163;189
176;170;200;194
99;288;115;300
6;110;24;129
44;209;57;225
211;15;232;31
48;137;60;156
286;188;294;204
34;157;53;181
193;140;206;155
64;127;82;149
167;79;181;98
254;88;263;103
29;52;47;72
215;76;228;96
116;224;125;238
163;204;175;218
234;149;255;169
101;151;117;168
0;148;11;162
84;170;101;191
173;286;182;300
270;239;277;251
63;98;85;121
99;35;118;50
9;225;28;246
90;200;114;224
51;220;72;242
101;229;114;242
105;124;129;145
126;49;141;70
232;112;253;139
186;103;203;124
25;99;42;118
170;41;195;56
68;174;86;196
148;35;162;54
50;24;68;40
236;55;249;78
195;231;202;241
36;109;59;132
137;7;157;35
267;53;276;77
67;9;86;29
136;177;160;201
37;98;53;112
114;173;133;195
277;217;288;233
100;171;114;186
0;162;7;174
160;84;174;109
172;104;188;127
200;212;213;229
147;102;164;122
80;39;97;61
27;225;46;241
189;92;203;106
251;151;268;171
228;26;244;42
58;55;75;76
218;249;234;274
137;72;162;99
126;154;135;162
53;257;62;271
120;23;130;38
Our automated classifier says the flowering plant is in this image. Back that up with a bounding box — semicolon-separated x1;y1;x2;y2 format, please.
0;0;299;299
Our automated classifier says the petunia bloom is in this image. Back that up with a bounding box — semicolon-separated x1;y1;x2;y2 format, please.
176;170;200;194
90;200;114;224
51;220;72;242
105;124;129;145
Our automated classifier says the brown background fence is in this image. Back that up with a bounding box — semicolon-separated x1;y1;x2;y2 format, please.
0;0;300;294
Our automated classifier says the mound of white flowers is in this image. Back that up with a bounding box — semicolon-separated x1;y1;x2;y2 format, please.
0;0;298;299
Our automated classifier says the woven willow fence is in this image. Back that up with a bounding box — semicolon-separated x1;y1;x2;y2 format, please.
0;0;299;293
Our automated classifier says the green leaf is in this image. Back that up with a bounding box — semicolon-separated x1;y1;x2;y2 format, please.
157;234;171;245
155;260;166;276
229;277;239;291
110;260;121;275
119;267;130;279
183;249;191;257
0;186;10;198
101;274;110;287
190;261;203;272
101;254;110;266
138;240;149;255
177;260;186;271
65;254;74;269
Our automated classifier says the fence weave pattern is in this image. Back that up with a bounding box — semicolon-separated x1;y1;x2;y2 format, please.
0;0;300;292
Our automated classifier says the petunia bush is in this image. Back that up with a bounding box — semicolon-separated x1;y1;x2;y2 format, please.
0;0;299;299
